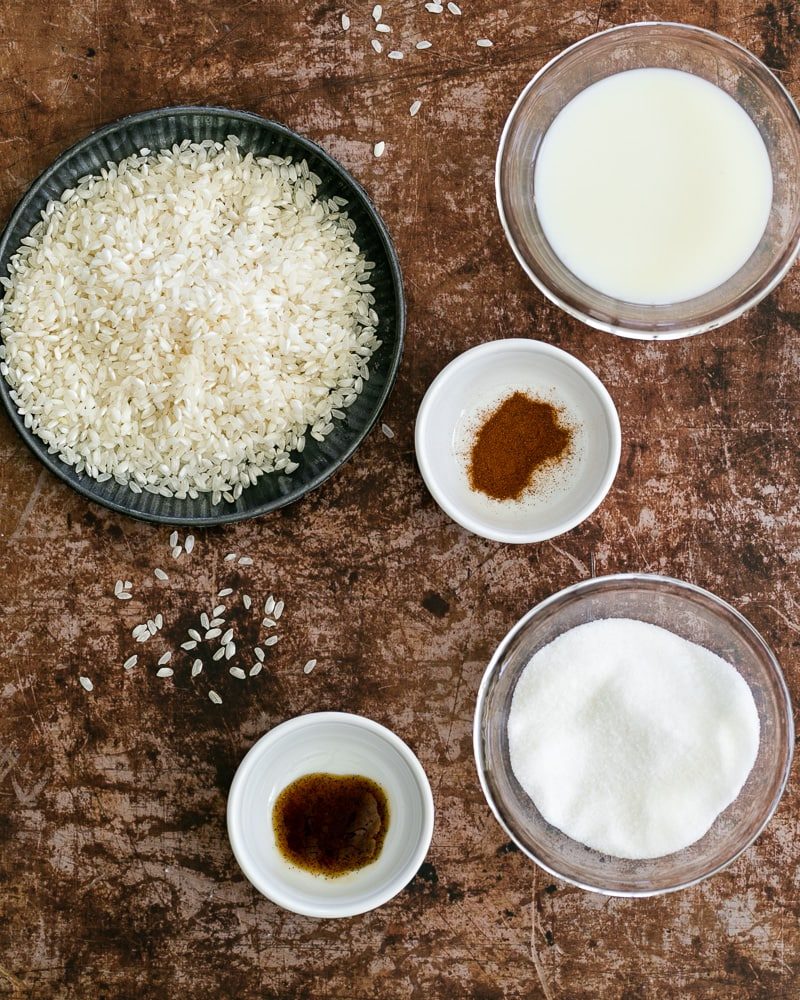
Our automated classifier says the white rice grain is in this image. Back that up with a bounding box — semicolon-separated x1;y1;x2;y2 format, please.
123;655;138;670
79;676;94;691
341;12;350;30
249;662;263;676
154;568;168;581
209;690;222;704
409;101;422;116
229;667;246;679
156;666;174;678
304;659;317;674
0;139;380;505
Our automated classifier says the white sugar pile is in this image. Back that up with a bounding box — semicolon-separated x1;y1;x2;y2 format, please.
508;618;760;859
0;137;380;503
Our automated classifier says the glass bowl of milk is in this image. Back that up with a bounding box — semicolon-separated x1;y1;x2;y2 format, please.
473;574;793;895
496;22;800;339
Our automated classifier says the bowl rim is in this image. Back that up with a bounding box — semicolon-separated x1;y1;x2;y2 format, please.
226;711;435;918
495;21;800;341
0;104;406;525
414;337;621;543
473;572;795;896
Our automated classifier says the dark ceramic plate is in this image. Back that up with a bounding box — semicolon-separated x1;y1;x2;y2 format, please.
0;106;405;525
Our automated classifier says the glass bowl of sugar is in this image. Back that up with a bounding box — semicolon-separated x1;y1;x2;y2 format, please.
496;22;800;339
474;574;793;895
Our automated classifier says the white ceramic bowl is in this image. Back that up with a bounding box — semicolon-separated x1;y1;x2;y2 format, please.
415;339;621;543
227;712;434;918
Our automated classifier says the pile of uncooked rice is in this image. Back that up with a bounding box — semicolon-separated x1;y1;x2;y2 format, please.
0;137;380;503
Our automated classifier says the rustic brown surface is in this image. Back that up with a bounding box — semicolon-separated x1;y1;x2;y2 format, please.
0;1;798;997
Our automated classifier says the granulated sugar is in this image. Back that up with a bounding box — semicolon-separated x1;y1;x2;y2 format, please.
507;618;760;859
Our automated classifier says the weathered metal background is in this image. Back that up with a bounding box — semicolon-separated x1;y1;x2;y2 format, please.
0;1;797;996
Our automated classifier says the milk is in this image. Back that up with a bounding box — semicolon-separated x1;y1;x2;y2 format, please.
534;68;773;305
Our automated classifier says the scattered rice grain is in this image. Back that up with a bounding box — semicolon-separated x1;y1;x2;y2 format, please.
304;658;317;674
477;38;493;46
79;675;93;691
249;662;263;676
191;659;203;677
209;690;222;705
242;594;252;610
254;647;265;662
229;666;246;679
123;655;138;670
341;12;350;30
217;588;233;597
371;38;383;53
156;667;173;678
264;636;279;647
409;101;422;116
388;50;403;59
154;568;168;581
381;423;395;438
185;534;195;554
213;647;226;661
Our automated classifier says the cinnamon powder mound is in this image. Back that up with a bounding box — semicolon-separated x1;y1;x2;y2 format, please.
468;391;572;501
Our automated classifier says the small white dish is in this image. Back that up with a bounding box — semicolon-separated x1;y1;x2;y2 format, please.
227;712;434;918
415;339;621;543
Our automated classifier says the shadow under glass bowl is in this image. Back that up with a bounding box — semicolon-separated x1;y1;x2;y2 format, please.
0;106;405;525
474;574;794;896
496;22;800;340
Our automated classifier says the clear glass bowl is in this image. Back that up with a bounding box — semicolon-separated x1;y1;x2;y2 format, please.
496;23;800;340
473;574;794;895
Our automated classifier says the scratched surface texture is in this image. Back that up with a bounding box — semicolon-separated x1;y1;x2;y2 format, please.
0;0;798;997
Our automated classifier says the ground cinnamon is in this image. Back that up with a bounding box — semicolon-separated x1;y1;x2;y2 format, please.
468;391;571;501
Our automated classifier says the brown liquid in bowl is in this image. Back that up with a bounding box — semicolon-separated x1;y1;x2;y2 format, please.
272;772;389;877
